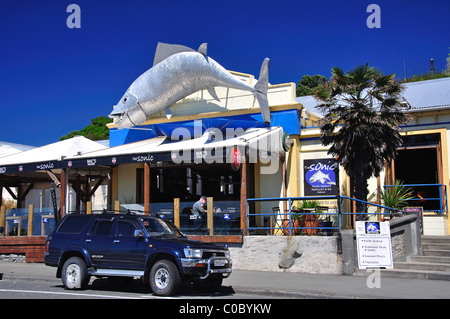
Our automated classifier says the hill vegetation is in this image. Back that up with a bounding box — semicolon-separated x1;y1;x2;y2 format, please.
60;116;112;141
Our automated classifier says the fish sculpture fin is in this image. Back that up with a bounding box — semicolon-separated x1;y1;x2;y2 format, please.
207;87;220;102
253;58;271;124
153;42;196;66
198;43;208;56
165;107;173;119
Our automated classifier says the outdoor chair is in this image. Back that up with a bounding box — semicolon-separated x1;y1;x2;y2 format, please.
271;207;282;234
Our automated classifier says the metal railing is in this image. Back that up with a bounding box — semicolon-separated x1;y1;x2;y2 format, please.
247;195;405;236
384;183;447;215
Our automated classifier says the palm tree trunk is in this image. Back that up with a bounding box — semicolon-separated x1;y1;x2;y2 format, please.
353;171;369;221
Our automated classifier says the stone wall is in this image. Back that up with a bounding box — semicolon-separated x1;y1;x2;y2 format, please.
229;235;343;274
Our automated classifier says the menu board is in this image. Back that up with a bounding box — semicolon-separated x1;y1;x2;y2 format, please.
356;221;393;269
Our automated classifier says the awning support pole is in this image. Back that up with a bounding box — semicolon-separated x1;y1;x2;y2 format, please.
144;163;150;215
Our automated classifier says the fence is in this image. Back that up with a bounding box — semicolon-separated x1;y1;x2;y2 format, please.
2;184;445;238
0;205;56;237
384;183;448;215
69;198;242;237
247;195;407;236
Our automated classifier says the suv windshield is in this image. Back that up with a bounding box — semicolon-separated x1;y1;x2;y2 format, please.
139;217;184;238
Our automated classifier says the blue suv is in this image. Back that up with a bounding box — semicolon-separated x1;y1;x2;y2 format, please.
44;213;232;296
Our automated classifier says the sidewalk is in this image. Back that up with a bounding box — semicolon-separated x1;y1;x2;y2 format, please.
1;262;450;299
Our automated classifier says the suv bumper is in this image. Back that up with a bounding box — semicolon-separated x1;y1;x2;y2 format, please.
181;257;232;279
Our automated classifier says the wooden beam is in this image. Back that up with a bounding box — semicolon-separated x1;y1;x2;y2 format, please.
59;169;67;219
174;198;180;228
207;197;214;235
240;159;247;236
18;183;34;202
4;186;17;200
88;176;105;198
27;204;34;236
144;163;150;214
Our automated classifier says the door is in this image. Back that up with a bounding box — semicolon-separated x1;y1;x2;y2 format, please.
109;218;147;270
392;133;444;212
83;218;114;267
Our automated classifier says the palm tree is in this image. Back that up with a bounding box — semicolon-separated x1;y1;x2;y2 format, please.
314;63;411;219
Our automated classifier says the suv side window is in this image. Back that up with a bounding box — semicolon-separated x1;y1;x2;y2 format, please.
57;215;92;234
115;220;140;237
88;219;113;236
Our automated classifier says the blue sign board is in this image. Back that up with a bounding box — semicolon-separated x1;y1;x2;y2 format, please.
304;158;337;196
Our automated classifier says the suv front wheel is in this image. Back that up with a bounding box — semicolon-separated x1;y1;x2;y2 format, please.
61;257;90;290
149;260;181;296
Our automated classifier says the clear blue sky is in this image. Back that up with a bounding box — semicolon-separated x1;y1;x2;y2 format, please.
1;0;449;146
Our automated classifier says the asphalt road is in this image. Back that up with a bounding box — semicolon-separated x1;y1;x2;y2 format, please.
0;275;282;300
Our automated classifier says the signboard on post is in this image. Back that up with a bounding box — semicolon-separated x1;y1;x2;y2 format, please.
356;221;393;269
303;158;338;196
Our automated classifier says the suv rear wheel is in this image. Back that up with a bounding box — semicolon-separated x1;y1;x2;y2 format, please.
149;260;181;296
61;257;90;289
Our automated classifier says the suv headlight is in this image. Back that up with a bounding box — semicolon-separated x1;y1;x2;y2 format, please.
184;248;203;259
225;249;230;259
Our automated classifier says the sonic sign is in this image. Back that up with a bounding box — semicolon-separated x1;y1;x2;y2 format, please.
304;158;337;196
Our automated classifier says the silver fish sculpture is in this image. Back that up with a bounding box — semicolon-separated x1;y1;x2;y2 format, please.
110;42;270;129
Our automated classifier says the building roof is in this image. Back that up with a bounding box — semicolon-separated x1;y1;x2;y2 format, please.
402;77;450;111
0;141;36;158
0;136;107;173
296;77;450;117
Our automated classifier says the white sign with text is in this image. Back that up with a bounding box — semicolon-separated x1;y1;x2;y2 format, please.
356;221;393;269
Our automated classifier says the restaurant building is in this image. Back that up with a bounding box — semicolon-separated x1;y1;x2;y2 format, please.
0;72;449;265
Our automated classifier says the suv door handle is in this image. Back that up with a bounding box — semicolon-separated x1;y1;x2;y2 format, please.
85;239;91;243
113;240;120;244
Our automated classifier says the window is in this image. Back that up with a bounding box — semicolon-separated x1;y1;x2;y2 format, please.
136;165;242;203
88;219;113;236
116;220;139;237
57;215;92;234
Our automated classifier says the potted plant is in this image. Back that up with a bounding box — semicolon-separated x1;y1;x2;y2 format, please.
380;180;414;219
300;200;320;235
282;202;302;235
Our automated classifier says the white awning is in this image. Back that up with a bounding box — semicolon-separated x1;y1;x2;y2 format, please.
65;127;285;168
0;136;107;173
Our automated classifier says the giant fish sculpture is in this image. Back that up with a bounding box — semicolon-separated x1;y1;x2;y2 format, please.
109;42;270;129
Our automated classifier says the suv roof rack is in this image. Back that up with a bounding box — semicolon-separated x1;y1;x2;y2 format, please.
97;209;161;218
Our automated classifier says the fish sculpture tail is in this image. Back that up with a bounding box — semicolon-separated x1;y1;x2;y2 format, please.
253;58;270;124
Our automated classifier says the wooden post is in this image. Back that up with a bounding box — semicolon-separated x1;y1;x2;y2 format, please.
114;200;120;214
207;197;214;236
28;204;34;236
59;169;67;219
86;201;92;214
240;160;247;236
174;198;180;228
144;163;150;215
0;205;5;236
0;182;3;210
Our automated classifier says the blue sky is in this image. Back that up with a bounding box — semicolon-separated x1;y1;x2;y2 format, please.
1;0;449;146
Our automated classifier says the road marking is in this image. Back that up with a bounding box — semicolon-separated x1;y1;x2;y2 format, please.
0;288;145;299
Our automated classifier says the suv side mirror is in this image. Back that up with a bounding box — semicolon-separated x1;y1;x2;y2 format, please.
134;229;145;238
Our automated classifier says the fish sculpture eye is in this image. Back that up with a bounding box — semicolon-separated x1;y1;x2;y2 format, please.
123;96;128;103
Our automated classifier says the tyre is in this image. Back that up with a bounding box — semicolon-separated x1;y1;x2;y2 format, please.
149;260;181;296
61;256;90;290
